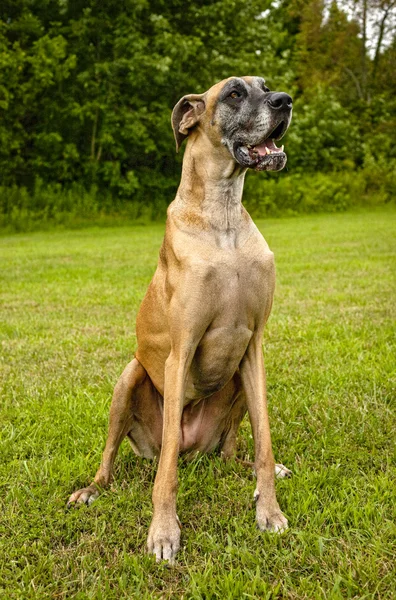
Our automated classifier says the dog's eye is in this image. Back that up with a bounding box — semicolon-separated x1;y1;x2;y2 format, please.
229;91;241;99
263;86;270;93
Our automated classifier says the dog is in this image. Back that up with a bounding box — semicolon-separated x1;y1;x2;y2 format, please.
68;76;293;563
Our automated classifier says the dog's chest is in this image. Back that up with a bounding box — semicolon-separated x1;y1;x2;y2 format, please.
184;243;275;399
197;240;274;318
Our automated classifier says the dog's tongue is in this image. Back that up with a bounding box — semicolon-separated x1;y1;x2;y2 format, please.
255;139;280;156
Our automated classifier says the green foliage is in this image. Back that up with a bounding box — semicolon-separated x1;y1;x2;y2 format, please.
284;87;363;172
1;163;393;232
0;0;395;225
244;159;396;217
0;180;164;232
0;0;274;200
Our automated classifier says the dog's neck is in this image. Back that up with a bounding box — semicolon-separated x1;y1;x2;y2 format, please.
174;132;248;235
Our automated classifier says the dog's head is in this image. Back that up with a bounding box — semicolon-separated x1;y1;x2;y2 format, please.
172;76;292;172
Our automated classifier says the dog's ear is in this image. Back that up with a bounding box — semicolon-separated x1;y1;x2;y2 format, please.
171;93;206;152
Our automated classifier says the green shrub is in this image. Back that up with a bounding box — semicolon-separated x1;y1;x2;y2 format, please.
243;161;396;218
0;180;162;232
1;163;395;232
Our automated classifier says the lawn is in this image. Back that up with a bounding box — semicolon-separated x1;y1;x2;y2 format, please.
0;208;395;599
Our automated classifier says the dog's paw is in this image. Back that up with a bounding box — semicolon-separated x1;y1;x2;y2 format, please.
67;484;99;508
256;507;288;532
254;491;288;533
275;463;292;479
147;514;181;564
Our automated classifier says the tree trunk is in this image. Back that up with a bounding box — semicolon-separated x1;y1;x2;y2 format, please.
91;107;99;161
372;1;396;83
361;0;368;101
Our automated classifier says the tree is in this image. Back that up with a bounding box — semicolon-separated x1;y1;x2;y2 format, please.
0;0;395;207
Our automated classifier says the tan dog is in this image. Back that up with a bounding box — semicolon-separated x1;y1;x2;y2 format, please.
68;76;293;563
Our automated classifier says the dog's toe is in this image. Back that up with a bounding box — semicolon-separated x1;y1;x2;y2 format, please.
147;515;181;565
67;485;99;508
275;463;292;479
257;507;288;533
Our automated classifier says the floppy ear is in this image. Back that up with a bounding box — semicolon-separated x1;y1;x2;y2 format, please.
171;93;206;152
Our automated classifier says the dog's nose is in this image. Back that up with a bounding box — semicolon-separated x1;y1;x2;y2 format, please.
268;92;293;111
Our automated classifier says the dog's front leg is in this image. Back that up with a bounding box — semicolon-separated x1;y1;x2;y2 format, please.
147;344;193;563
240;334;288;532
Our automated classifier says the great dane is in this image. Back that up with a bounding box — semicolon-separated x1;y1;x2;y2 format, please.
68;76;293;563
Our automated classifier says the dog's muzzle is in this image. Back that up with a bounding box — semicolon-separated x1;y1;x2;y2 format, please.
232;92;292;172
233;117;290;172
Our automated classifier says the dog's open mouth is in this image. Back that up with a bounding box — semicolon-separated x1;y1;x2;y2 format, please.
233;121;288;172
246;138;284;160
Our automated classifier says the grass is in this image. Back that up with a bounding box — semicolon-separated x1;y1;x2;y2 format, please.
0;208;395;599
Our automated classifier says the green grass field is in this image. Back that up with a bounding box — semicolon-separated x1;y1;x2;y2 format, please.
1;209;395;599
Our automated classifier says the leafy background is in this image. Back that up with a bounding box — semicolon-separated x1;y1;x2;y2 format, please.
0;0;395;228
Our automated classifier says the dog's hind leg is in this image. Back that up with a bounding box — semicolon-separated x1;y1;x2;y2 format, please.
218;386;247;460
218;384;292;479
67;358;149;507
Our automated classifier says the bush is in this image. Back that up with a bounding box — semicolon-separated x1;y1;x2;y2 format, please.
1;161;395;233
243;161;396;218
0;179;165;232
